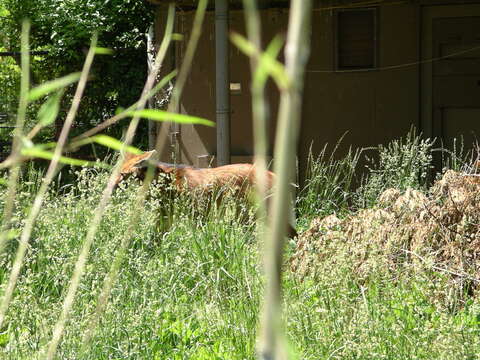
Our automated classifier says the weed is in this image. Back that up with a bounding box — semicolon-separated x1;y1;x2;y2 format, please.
355;129;434;208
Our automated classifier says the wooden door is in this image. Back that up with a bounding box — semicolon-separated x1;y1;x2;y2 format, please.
432;17;480;156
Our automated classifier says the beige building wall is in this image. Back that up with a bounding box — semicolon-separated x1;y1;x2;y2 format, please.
300;4;420;175
156;3;421;173
169;9;286;167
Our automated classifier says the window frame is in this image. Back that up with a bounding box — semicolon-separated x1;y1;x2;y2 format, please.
334;7;379;72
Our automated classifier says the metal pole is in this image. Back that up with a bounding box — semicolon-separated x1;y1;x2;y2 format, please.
215;0;230;165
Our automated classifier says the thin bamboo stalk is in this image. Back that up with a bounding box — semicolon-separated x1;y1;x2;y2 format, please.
41;8;176;356
67;69;177;146
45;0;211;355
154;0;208;158
147;24;157;148
0;21;30;257
80;2;209;350
243;0;269;234
258;1;313;359
0;30;98;330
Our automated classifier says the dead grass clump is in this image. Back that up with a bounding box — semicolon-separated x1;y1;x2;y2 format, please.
291;170;480;303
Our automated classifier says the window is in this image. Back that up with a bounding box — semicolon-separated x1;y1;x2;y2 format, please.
336;8;377;70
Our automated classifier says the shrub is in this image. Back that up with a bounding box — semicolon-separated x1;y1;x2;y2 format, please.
355;129;434;209
0;0;154;149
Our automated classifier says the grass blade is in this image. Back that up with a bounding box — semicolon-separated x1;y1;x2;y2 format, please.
20;147;107;168
230;32;289;90
0;32;98;333
258;1;313;359
47;4;178;356
125;109;214;127
0;21;30;258
93;47;114;55
71;134;143;155
28;72;81;101
27;90;65;139
37;90;64;126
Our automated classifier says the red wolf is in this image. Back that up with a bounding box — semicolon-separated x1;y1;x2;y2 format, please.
115;150;297;237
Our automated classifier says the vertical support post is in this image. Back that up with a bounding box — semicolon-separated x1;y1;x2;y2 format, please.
146;24;156;149
215;0;230;165
153;3;176;161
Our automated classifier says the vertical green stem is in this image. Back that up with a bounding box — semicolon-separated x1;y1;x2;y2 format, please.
0;33;98;333
79;4;181;350
259;1;313;359
154;0;208;157
243;0;269;233
0;21;30;257
42;5;176;357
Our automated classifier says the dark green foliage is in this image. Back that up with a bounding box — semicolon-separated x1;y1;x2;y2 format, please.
0;0;154;150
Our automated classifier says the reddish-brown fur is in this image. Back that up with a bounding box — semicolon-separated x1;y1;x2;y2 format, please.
115;150;296;237
116;151;276;194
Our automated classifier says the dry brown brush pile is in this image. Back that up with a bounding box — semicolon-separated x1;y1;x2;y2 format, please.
291;170;480;304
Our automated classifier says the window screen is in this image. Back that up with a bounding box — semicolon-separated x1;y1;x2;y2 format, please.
336;8;377;70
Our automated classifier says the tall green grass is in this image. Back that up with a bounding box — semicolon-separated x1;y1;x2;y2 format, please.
0;169;260;359
0;169;259;359
435;136;480;174
2;1;480;359
296;130;434;224
2;162;480;359
296;143;361;228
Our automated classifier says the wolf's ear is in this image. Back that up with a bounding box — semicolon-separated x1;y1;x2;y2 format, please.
124;151;139;162
132;150;157;169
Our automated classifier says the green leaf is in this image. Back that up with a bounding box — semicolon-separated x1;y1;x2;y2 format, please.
253;35;284;90
20;136;34;149
0;7;10;17
0;332;9;348
90;135;143;154
20;147;109;168
172;33;184;41
34;141;57;150
94;47;114;55
124;109;215;127
28;72;81;101
37;90;64;127
69;135;143;155
230;32;289;90
5;229;19;240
